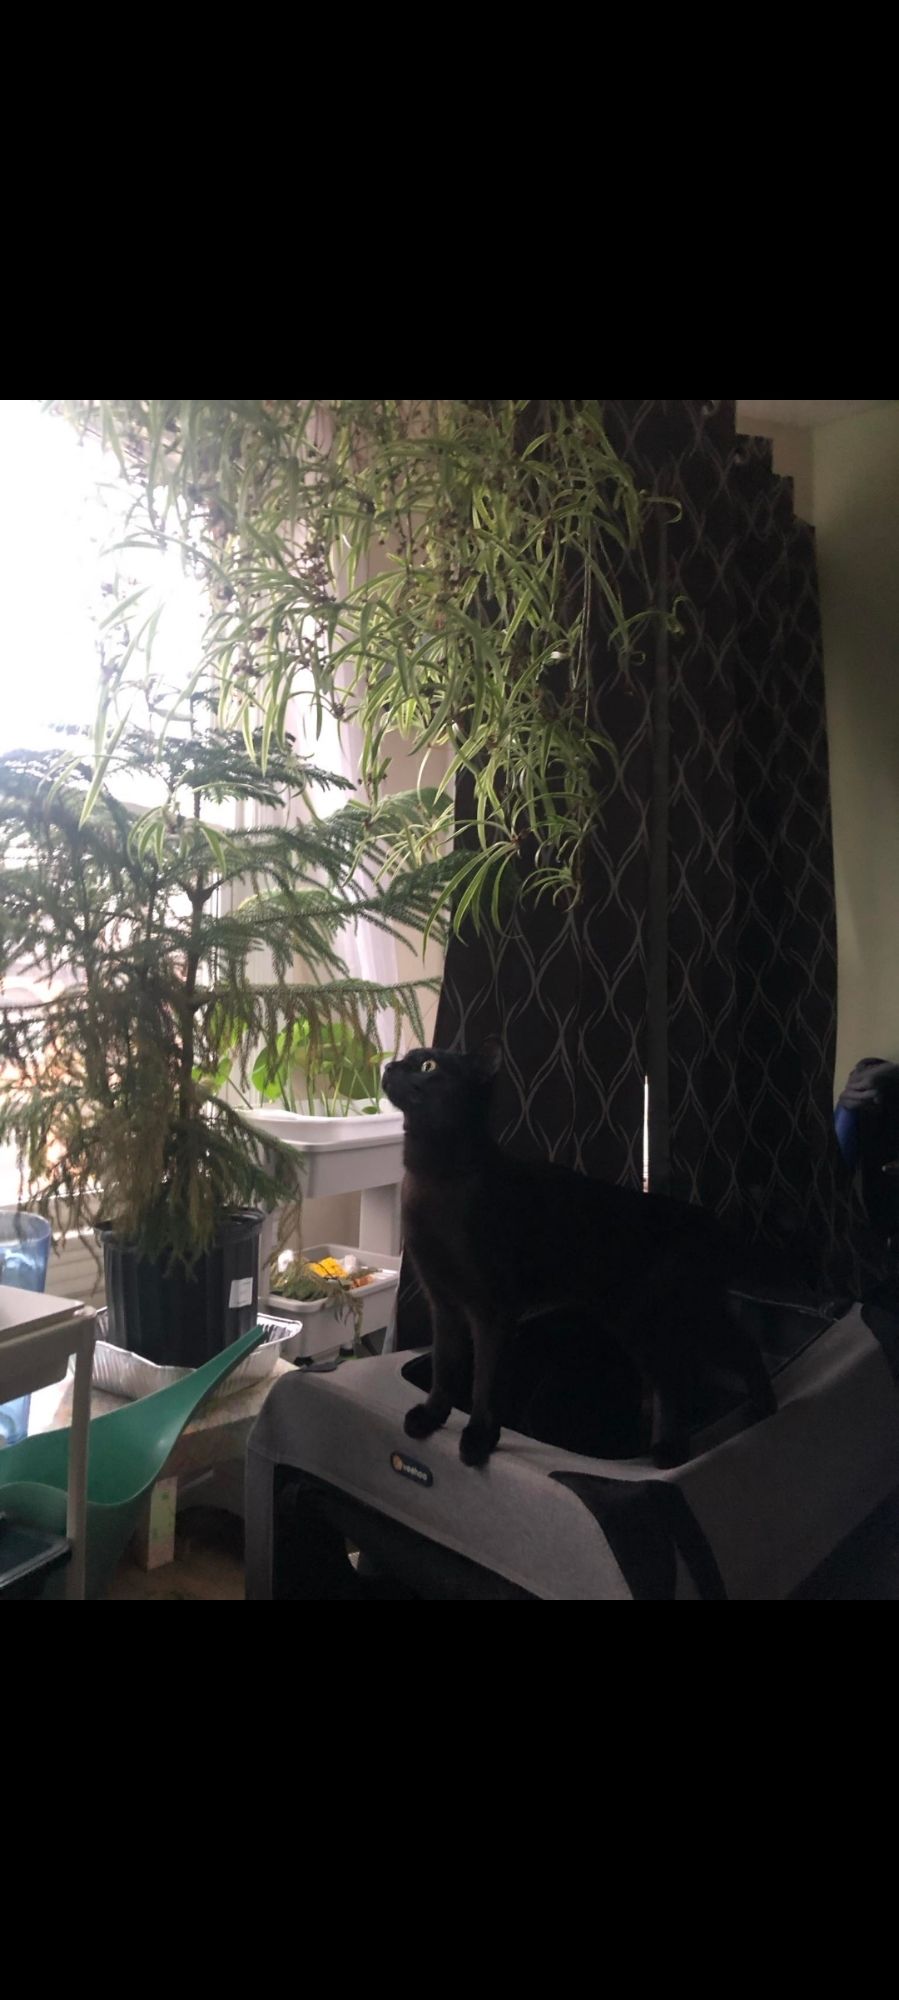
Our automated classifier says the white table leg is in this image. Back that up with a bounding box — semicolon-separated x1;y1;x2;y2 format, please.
259;1208;280;1292
65;1323;95;1599
133;1476;178;1570
359;1183;403;1257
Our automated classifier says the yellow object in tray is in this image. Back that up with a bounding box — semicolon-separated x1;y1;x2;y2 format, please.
307;1256;375;1290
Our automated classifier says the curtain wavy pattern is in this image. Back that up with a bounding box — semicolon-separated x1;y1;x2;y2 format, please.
396;399;860;1343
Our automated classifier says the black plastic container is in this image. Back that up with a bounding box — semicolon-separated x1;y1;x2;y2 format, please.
98;1208;264;1367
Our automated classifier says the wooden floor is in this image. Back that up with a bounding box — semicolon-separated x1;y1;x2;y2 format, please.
108;1507;246;1600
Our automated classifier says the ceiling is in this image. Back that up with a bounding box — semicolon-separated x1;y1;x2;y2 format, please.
736;400;890;430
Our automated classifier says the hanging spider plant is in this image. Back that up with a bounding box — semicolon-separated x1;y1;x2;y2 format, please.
47;399;678;933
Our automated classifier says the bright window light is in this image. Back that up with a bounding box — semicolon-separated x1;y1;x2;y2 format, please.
0;402;214;1204
0;400;207;795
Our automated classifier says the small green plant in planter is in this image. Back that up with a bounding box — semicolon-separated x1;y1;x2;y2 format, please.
249;1016;385;1116
0;713;442;1367
267;1248;380;1353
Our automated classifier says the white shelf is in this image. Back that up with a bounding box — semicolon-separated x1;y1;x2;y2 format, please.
0;1283;97;1599
242;1107;404;1201
1;1287;87;1398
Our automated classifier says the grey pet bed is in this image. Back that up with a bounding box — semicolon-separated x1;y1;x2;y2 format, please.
245;1298;899;1600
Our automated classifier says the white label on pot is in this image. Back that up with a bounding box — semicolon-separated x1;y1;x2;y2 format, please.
229;1277;254;1309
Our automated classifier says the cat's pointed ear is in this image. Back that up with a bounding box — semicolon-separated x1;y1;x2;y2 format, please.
474;1037;503;1081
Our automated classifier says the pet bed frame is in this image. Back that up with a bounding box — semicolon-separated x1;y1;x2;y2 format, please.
245;1293;899;1600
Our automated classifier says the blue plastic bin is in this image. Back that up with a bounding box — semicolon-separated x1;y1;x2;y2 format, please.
0;1211;52;1446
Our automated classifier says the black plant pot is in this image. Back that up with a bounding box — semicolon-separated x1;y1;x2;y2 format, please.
98;1208;265;1368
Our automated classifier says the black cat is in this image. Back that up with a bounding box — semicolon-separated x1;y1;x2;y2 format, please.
382;1040;776;1469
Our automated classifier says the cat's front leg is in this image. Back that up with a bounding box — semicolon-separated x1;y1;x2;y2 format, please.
404;1304;470;1441
460;1316;508;1467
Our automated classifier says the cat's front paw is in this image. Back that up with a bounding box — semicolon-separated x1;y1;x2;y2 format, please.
404;1401;442;1440
459;1419;499;1468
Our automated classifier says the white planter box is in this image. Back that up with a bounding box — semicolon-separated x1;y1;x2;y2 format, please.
261;1242;400;1362
242;1106;404;1199
249;1100;401;1136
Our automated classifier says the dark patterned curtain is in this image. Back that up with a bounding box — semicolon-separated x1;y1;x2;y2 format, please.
610;401;849;1279
396;399;857;1346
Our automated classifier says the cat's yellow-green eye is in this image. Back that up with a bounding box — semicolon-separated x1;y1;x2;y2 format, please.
420;1059;437;1073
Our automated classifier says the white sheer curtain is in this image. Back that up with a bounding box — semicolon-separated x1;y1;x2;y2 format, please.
271;406;420;1059
284;691;407;1063
0;401;208;1201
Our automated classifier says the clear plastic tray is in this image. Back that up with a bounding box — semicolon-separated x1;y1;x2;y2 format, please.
263;1243;398;1317
264;1269;397;1317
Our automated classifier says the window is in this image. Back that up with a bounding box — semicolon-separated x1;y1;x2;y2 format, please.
0;401;206;764
0;400;208;1201
0;403;433;1207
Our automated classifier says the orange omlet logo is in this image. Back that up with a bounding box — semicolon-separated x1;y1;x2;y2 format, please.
390;1450;433;1487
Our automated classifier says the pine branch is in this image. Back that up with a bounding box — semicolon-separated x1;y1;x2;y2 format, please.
0;723;440;1261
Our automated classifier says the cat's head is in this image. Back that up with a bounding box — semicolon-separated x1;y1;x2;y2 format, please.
382;1040;502;1131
